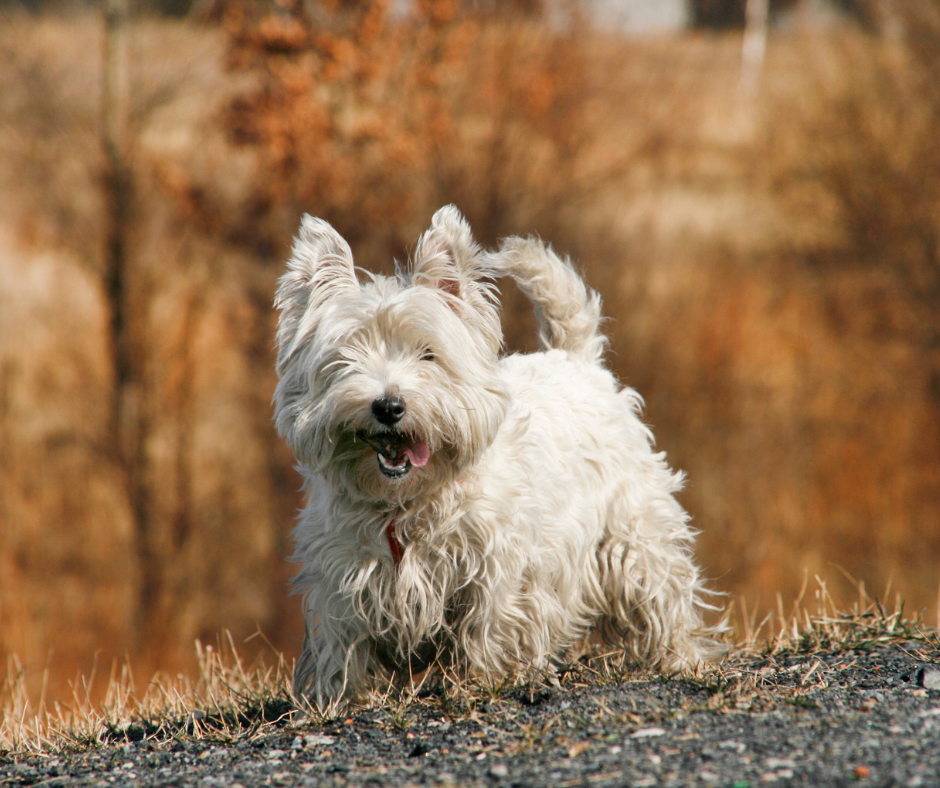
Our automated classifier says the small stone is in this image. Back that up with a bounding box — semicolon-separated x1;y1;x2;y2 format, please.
918;668;940;690
266;749;287;760
488;764;509;778
718;740;747;753
408;742;431;758
567;741;590;757
631;727;666;739
304;734;336;747
854;765;870;779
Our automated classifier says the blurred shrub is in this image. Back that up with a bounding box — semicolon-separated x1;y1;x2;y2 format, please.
220;0;627;258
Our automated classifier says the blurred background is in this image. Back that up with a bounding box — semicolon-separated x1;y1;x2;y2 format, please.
1;0;939;703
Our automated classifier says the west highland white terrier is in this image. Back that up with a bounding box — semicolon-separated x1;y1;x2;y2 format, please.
274;206;718;707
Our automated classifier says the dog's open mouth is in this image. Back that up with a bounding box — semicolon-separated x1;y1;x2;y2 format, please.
356;430;430;478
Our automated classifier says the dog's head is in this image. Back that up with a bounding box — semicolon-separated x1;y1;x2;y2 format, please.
274;206;510;502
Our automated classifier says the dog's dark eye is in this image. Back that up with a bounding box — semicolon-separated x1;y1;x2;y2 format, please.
421;348;435;362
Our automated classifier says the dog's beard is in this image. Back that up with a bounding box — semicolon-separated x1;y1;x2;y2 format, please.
356;429;431;479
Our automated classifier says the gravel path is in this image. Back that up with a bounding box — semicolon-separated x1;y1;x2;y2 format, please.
4;642;940;788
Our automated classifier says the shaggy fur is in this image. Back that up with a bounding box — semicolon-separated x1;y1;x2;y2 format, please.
274;206;718;707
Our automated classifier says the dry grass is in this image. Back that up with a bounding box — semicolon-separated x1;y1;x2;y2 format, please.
673;577;940;715
734;575;933;657
1;633;295;755
3;582;936;756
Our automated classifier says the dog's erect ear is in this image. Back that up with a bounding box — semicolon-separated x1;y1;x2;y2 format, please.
274;216;358;463
275;215;357;363
411;205;499;310
412;205;479;294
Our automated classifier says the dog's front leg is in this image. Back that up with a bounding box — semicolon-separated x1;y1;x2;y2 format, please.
293;596;375;709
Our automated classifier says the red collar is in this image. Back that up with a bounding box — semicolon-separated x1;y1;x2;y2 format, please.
386;520;404;566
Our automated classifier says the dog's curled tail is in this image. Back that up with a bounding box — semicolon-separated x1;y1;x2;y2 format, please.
494;237;607;363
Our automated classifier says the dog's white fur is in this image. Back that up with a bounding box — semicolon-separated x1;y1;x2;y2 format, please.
275;206;717;707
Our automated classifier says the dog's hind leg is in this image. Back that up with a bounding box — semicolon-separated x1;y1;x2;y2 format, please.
590;468;717;673
492;237;607;364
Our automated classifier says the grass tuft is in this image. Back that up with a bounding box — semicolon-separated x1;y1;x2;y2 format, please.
1;632;296;755
739;575;936;657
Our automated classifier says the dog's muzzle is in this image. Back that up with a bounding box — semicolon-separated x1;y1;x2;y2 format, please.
356;430;431;478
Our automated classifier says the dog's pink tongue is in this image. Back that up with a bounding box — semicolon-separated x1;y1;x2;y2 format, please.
404;439;430;468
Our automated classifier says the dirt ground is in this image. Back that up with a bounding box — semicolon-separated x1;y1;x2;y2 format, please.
4;639;940;788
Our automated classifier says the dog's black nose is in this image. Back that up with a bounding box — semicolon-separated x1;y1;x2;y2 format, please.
372;396;406;426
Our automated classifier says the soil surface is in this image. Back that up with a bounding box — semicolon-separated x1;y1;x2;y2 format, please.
3;642;940;788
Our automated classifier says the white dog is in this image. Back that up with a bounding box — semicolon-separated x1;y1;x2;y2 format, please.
274;206;717;707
